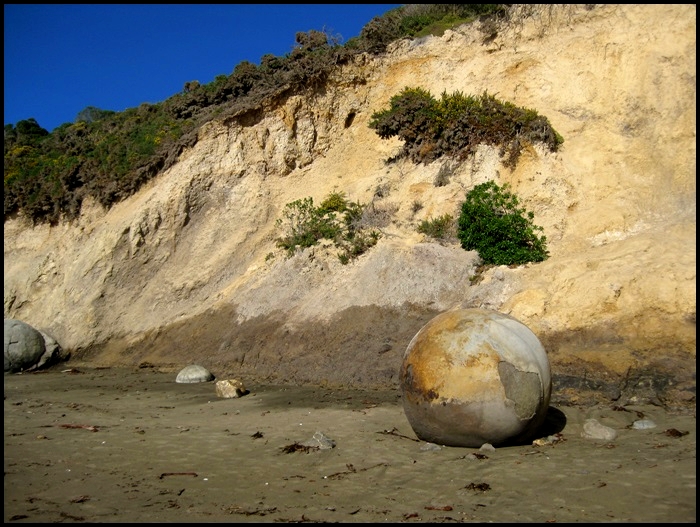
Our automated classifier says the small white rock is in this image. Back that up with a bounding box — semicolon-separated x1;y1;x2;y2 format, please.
632;419;657;430
581;418;617;441
420;442;442;451
176;364;215;383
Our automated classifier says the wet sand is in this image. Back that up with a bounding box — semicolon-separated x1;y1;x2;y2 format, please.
4;366;696;523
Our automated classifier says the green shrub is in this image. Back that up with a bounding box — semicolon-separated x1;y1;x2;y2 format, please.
457;181;548;265
368;87;437;143
336;228;381;263
275;197;342;254
318;191;349;213
275;192;382;263
417;214;454;240
369;88;563;166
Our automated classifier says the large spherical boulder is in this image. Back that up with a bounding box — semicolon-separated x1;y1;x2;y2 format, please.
400;308;551;448
4;319;46;373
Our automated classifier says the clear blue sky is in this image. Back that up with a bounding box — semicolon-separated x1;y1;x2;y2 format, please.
4;4;402;132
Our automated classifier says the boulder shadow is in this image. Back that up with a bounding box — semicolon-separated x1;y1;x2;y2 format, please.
496;406;566;447
502;406;568;447
538;405;568;436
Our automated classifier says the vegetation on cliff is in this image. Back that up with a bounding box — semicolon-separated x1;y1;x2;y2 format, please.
6;3;557;268
369;87;556;265
458;181;548;265
368;88;563;167
274;192;382;264
273;82;562;266
4;5;510;225
4;4;505;224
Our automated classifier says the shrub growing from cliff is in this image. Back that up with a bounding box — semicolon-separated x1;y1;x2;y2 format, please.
275;191;381;264
417;213;455;241
457;181;548;265
275;197;342;252
368;88;563;166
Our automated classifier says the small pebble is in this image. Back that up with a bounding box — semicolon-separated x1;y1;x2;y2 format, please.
582;419;617;441
632;419;657;430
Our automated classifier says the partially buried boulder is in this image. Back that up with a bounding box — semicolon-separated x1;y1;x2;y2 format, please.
175;364;215;383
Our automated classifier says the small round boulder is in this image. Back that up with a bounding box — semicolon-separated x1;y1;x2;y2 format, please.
400;308;551;448
176;364;215;383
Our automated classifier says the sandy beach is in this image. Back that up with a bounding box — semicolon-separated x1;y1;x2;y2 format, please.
4;366;696;523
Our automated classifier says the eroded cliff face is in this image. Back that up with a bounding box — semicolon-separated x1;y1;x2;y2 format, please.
4;5;695;405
